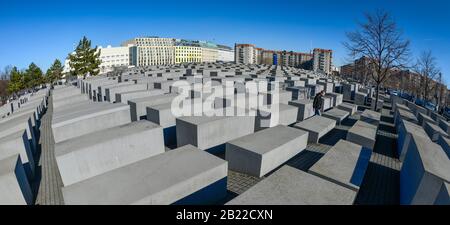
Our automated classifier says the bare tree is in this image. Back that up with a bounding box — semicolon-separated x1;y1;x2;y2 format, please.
343;9;410;110
413;50;440;103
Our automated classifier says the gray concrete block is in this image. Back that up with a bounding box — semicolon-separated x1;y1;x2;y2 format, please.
322;108;350;125
309;140;371;191
437;134;450;159
128;94;177;121
255;104;298;130
346;120;377;150
226;125;308;177
176;110;255;150
0;130;35;179
288;99;314;121
55;121;164;186
360;109;381;126
434;182;450;205
115;89;165;104
105;83;148;103
337;102;357;115
326;93;343;107
418;112;436;127
52;103;131;143
424;122;448;142
401;135;450;205
226;165;356;205
354;92;367;105
438;119;450;135
293;116;336;143
62;145;228;205
0;155;33;205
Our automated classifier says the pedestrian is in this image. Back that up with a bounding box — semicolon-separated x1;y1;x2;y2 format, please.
313;90;325;116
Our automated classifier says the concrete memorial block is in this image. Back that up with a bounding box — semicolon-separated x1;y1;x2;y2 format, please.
401;135;450;205
342;83;355;101
0;155;33;205
286;86;309;100
418;112;436;127
397;119;431;162
360;109;381;126
300;78;317;86
431;111;446;123
309;140;372;191
62;145;228;205
0;130;35;179
437;135;450;159
260;90;292;105
55;121;165;186
105;83;148;103
115;89;165;104
255;104;298;130
346;120;377;150
98;82;133;102
354;92;367;106
317;81;334;93
322;108;350;125
438;119;450;135
321;95;333;111
424;122;448;142
293;116;336;143
128;94;177;121
226;165;356;205
176;109;255;151
226;125;308;177
326;93;343;107
371;99;384;111
52;103;131;143
394;107;418;128
306;84;324;97
0;113;37;152
52;94;88;109
288;100;315;121
434;182;450;205
337;102;357;115
285;80;305;88
51;86;81;102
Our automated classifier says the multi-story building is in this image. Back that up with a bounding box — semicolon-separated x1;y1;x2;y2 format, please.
217;45;234;62
175;45;202;64
98;45;133;73
313;48;333;74
122;37;176;66
235;44;258;64
235;43;316;69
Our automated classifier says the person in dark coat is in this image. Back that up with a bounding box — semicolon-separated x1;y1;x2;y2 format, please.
313;90;325;116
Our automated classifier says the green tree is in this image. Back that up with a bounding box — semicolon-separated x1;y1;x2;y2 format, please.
7;66;24;95
46;59;64;84
24;62;44;89
68;36;101;79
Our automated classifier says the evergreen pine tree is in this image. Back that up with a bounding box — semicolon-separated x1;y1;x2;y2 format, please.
68;36;101;79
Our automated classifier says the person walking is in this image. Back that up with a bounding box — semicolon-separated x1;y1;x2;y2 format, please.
313;90;325;116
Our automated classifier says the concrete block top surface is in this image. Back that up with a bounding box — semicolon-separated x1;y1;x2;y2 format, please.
401;119;429;139
227;125;308;155
0;154;19;176
348;120;377;139
288;99;313;106
128;93;178;104
309;140;371;191
52;103;130;126
226;165;356;205
54;120;162;156
62;145;227;204
412;135;450;182
293;116;336;133
323;108;350;118
361;110;381;120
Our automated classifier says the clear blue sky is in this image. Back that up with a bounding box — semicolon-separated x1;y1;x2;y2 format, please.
1;0;449;84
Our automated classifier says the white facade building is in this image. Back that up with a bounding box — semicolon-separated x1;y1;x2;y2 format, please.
217;45;234;62
98;45;132;73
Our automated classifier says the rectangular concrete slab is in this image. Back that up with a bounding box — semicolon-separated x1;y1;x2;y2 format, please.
424;122;448;142
52;103;131;143
322;108;350;125
176;111;255;150
401;135;450;204
115;89;165;104
0;130;35;179
346;120;377;150
360;109;381;126
337;102;357;115
226;125;308;177
128;94;177;121
288;99;314;121
293;116;336;143
309;140;372;191
226;165;356;205
55;120;165;186
62;145;228;205
255;104;298;130
0;155;33;205
437;134;450;159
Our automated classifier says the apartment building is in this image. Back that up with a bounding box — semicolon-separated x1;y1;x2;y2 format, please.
175;45;202;64
98;45;133;73
217;45;234;62
235;44;259;64
313;48;333;74
122;37;176;66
